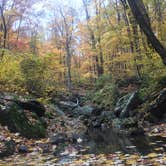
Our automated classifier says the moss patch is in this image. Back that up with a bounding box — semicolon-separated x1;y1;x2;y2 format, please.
0;104;46;138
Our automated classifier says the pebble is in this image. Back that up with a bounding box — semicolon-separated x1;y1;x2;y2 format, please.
18;145;29;153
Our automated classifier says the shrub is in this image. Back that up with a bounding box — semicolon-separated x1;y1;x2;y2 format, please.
91;74;119;110
117;76;141;88
95;74;113;90
0;54;25;93
93;84;119;109
20;57;46;96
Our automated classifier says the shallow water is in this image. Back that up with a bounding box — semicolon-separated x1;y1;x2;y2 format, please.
55;128;166;165
84;128;166;155
0;128;166;165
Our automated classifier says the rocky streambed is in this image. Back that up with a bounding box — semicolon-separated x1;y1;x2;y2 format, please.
0;88;166;165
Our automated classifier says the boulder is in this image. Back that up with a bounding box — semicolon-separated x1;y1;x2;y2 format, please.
0;93;45;117
38;143;50;153
114;91;141;118
50;133;68;145
100;111;116;121
58;101;78;114
0;140;15;158
18;145;29;153
0;103;46;138
78;105;94;116
52;105;65;116
147;88;166;120
91;119;102;128
14;100;45;117
112;117;143;135
69;133;85;143
73;105;102;117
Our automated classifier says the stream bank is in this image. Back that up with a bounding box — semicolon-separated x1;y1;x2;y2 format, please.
0;86;166;165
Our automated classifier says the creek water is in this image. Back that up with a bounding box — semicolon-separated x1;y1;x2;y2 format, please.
55;128;166;165
84;128;166;155
0;128;166;165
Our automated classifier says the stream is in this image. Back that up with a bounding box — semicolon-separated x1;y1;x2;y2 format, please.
0;127;166;165
85;128;166;155
54;128;166;165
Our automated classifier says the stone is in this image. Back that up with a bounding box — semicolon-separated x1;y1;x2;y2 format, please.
114;91;141;118
100;111;116;121
112;117;143;135
0;93;45;117
0;103;46;138
147;88;166;120
18;145;29;153
38;143;50;153
52;105;65;116
73;105;96;117
0;140;15;158
59;101;78;111
69;134;85;143
50;133;68;145
14;100;45;117
92;120;101;128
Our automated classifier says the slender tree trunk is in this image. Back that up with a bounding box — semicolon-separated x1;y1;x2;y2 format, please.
0;5;7;58
82;0;101;78
121;1;142;79
66;45;72;91
154;0;163;40
130;17;142;79
16;16;23;44
95;0;104;76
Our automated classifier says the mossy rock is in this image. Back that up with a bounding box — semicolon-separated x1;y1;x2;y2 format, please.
0;103;46;138
92;84;119;109
0;140;16;158
112;117;143;135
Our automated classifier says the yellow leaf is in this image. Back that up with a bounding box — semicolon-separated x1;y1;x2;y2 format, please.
147;153;158;158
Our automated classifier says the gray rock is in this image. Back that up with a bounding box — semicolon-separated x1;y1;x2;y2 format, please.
69;133;85;143
50;133;68;145
38;143;50;153
0;93;45;117
0;103;46;138
112;117;143;135
91;120;101;128
18;145;29;153
74;105;97;116
101;111;116;120
14;100;45;117
49;104;65;116
59;101;78;111
147;88;166;121
112;118;123;130
0;140;15;158
114;91;140;118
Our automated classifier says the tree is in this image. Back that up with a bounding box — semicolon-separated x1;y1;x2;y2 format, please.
82;0;101;78
50;5;77;91
0;0;40;56
0;0;9;57
127;0;166;65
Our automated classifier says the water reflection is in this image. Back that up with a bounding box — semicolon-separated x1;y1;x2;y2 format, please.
84;128;166;155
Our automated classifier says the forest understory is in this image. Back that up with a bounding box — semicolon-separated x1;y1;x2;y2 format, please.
0;0;166;165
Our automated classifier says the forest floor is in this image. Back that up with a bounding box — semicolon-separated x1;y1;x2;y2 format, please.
0;111;166;166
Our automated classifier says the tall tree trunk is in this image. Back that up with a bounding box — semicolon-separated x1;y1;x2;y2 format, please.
16;16;23;44
0;5;7;58
154;0;163;40
66;45;72;91
82;0;101;78
130;16;142;79
127;0;166;65
95;0;104;76
121;1;142;79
